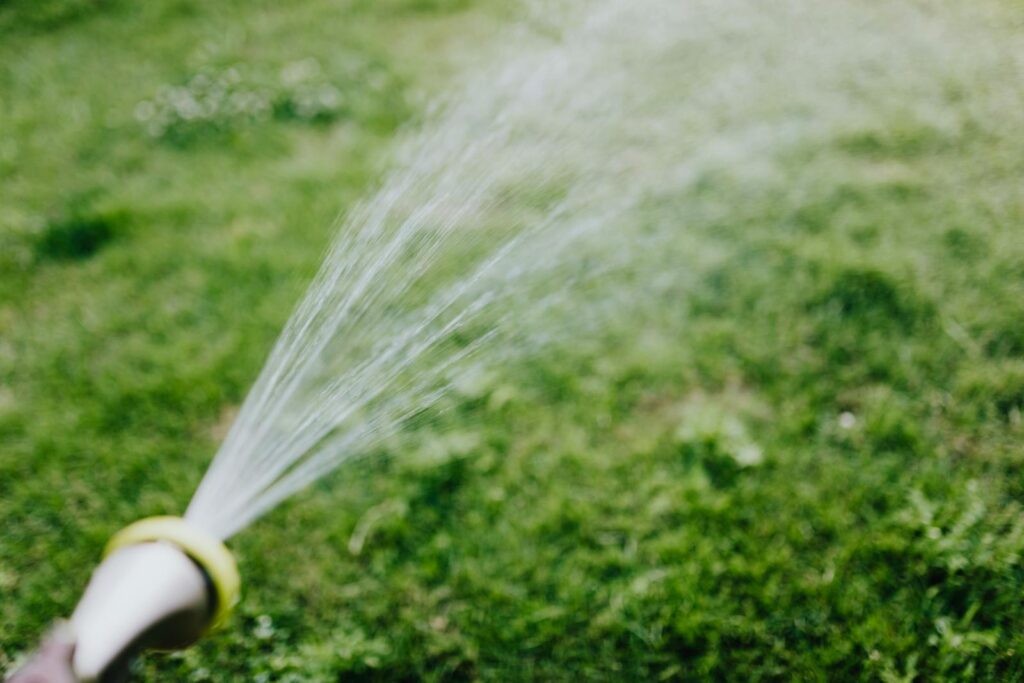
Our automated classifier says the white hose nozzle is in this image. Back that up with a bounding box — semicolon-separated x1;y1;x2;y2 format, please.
69;517;240;682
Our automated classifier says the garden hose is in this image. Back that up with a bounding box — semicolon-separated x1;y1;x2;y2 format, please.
70;516;240;682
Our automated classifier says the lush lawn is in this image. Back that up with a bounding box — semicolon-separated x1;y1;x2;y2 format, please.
3;0;1024;680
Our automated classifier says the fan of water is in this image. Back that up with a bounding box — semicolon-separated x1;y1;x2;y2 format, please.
186;0;1008;538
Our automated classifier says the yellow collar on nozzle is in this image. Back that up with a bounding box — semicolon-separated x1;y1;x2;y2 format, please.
104;516;240;631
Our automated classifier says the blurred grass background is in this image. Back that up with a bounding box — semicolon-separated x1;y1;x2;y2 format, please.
2;0;1024;680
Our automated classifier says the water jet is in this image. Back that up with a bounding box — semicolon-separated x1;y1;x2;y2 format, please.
8;0;999;679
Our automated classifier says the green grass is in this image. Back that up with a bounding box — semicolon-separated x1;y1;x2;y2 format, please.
2;0;1024;680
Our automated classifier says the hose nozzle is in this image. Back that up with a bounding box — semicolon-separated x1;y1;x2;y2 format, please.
69;517;240;682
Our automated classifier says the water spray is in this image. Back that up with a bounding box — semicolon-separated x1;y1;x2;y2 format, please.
8;0;996;679
66;517;239;682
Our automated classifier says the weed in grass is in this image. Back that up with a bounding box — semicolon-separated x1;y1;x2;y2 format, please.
34;211;124;262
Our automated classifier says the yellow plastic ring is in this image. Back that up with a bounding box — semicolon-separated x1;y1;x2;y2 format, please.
104;516;240;631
